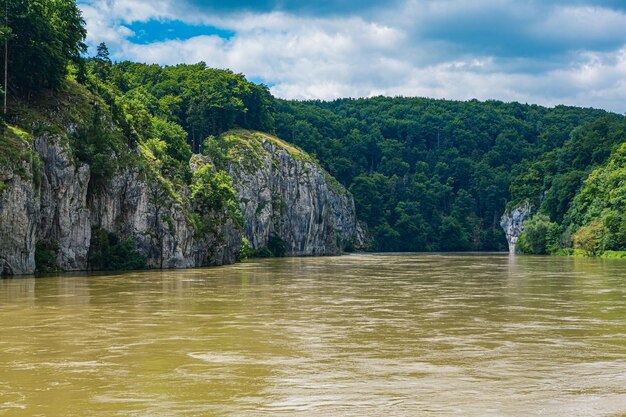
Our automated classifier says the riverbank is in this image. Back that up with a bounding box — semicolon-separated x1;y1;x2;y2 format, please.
553;248;626;259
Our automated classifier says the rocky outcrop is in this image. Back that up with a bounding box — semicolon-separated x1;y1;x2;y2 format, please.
219;131;365;256
1;125;241;275
500;202;531;254
30;129;240;272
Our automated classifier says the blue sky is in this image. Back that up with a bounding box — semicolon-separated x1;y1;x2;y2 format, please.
78;0;626;113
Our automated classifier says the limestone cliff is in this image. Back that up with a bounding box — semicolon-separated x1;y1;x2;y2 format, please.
199;130;365;256
35;135;92;270
90;165;241;270
0;92;360;275
1;133;241;275
500;202;532;254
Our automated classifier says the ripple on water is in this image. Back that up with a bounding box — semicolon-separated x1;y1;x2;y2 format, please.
1;254;626;416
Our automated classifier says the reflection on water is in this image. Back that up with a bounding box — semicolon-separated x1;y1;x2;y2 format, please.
1;254;626;416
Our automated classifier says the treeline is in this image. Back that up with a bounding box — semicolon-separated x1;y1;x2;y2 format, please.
274;98;618;252
77;53;276;194
89;58;274;152
0;0;85;97
518;118;626;257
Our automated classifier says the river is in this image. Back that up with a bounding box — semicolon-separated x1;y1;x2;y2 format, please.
1;254;626;416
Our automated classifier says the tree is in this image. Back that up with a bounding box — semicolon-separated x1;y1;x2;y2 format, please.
438;216;469;251
96;42;110;63
1;0;86;93
190;165;237;212
518;214;555;255
573;219;606;256
1;22;11;115
94;42;111;80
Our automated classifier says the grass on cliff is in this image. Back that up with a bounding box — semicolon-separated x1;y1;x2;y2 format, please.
9;81;95;139
0;125;31;168
202;129;345;195
205;129;313;168
0;125;43;190
7;80;142;196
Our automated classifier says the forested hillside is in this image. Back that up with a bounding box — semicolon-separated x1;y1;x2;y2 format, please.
96;62;624;253
520;117;626;257
275;99;624;252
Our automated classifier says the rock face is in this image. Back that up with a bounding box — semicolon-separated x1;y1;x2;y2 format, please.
29;128;240;273
1;127;241;275
221;131;364;256
500;202;532;254
91;167;241;270
0;161;40;275
36;136;91;271
0;125;360;275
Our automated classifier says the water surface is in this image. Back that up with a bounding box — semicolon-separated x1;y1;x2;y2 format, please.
1;254;626;416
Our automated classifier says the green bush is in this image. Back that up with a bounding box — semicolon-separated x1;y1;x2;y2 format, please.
600;250;626;259
519;214;559;254
253;247;274;258
573;219;607;257
191;165;236;210
267;234;287;257
190;164;243;229
553;247;575;256
71;107;123;193
88;227;147;271
35;241;60;273
240;235;288;259
236;237;253;260
599;209;626;251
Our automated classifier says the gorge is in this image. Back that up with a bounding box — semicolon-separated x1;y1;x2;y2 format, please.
2;1;626;272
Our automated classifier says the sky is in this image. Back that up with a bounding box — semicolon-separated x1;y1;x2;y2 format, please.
77;0;626;113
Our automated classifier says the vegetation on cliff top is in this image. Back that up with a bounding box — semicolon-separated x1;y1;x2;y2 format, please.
0;124;43;197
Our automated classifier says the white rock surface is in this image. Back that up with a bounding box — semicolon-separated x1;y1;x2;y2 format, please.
500;202;532;254
223;134;364;256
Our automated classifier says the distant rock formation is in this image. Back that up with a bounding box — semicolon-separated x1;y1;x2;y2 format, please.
500;202;532;254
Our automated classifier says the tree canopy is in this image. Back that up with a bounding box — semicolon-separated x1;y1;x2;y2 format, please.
1;0;86;93
274;97;614;251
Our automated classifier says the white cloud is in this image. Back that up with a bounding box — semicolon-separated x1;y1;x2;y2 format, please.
534;6;626;43
80;3;135;46
85;0;183;23
121;36;228;65
77;0;626;113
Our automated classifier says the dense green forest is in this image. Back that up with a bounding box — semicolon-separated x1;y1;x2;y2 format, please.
274;99;624;252
2;0;625;257
518;134;626;257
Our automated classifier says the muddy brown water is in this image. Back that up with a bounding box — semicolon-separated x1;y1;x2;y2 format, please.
1;254;626;416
